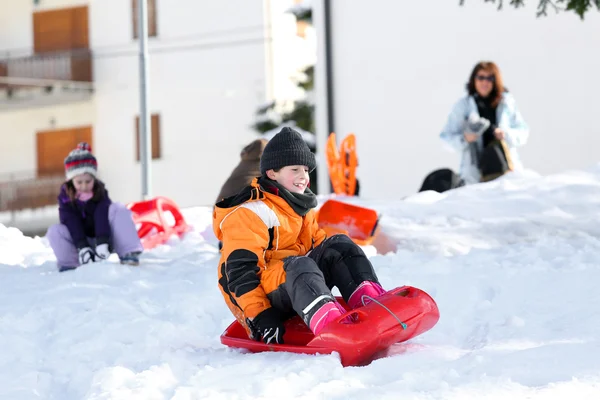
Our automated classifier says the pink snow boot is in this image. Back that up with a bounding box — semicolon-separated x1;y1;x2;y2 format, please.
347;281;386;309
309;300;353;336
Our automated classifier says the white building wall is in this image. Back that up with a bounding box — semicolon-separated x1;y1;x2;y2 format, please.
0;0;274;208
0;0;89;55
0;0;318;211
0;1;32;55
0;0;95;185
267;0;317;104
314;0;600;200
90;0;269;207
0;101;95;177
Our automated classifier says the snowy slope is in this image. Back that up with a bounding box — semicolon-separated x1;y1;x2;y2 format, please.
1;167;600;399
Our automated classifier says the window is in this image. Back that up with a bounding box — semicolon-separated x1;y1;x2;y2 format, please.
33;5;89;53
36;126;93;176
132;0;157;39
135;114;161;160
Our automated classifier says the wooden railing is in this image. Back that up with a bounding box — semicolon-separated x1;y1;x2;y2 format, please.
0;173;64;212
0;49;92;87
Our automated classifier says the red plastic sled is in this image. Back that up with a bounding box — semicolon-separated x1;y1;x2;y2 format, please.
220;286;440;367
127;196;190;250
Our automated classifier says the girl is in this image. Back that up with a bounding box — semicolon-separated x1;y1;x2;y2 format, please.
214;128;386;344
46;142;143;272
440;61;530;184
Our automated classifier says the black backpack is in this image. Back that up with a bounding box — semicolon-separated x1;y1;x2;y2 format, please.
479;139;513;182
419;168;465;193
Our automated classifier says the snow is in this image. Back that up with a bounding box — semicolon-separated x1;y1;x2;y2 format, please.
2;165;600;399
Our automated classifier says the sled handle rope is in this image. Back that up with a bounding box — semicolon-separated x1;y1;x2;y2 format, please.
361;295;408;330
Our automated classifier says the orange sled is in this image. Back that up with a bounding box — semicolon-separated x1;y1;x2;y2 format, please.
326;133;358;196
220;286;440;367
127;196;190;250
317;199;379;246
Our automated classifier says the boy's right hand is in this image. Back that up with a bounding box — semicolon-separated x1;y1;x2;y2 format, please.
252;307;286;344
78;247;95;265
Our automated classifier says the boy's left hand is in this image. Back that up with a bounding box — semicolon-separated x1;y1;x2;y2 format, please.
252;307;286;344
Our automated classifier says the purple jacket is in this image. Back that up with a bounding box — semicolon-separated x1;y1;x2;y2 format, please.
58;181;112;249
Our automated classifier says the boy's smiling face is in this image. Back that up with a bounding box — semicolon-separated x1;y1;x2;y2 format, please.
268;165;310;194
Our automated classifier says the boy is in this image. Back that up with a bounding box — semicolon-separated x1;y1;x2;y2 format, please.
214;127;385;344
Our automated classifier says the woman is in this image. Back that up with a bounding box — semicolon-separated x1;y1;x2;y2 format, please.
440;61;529;184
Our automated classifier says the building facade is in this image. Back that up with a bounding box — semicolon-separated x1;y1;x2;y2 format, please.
0;0;314;223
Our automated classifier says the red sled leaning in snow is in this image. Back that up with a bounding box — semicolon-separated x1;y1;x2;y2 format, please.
127;196;190;250
220;286;440;367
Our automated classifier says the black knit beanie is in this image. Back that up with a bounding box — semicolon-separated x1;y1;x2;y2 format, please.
260;127;316;175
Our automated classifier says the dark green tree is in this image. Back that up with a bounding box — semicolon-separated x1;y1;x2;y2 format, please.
459;0;599;19
251;65;315;136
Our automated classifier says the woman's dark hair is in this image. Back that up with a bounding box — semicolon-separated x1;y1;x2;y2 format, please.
64;178;106;202
466;61;506;107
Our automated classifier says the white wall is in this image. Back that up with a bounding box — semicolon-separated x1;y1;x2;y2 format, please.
34;0;88;11
89;0;269;207
0;0;89;55
314;0;600;200
0;101;95;176
0;0;94;179
0;0;314;209
267;0;317;104
0;1;31;55
0;0;94;200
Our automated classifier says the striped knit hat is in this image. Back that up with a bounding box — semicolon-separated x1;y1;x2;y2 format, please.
64;142;97;180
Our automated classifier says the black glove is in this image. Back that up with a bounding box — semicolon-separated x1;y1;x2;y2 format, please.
252;307;286;345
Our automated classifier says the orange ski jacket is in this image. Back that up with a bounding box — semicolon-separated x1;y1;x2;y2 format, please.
214;178;326;329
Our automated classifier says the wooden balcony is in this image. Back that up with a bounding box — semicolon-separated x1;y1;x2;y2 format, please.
0;49;92;87
0;49;93;110
0;173;64;213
